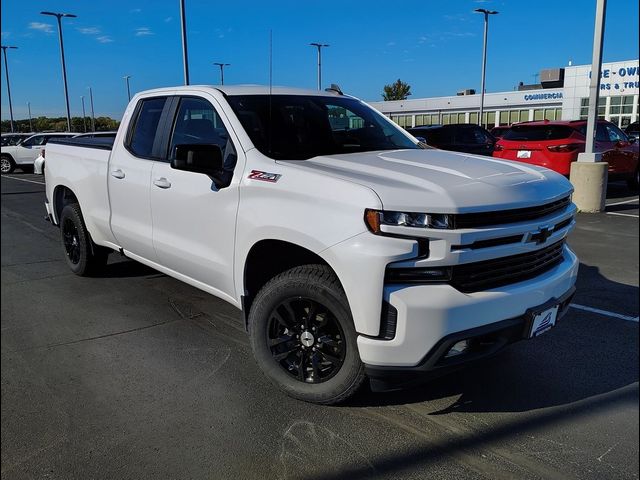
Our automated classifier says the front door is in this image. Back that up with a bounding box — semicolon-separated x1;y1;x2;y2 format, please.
150;94;242;300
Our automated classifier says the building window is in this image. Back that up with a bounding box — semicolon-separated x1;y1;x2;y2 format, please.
555;107;563;121
431;114;440;125
499;111;509;125
442;113;450;125
415;115;424;126
519;110;530;122
580;97;606;119
469;112;478;125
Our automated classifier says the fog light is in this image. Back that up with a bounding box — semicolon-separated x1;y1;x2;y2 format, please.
445;339;470;358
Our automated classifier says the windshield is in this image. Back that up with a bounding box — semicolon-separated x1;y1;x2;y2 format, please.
226;94;419;160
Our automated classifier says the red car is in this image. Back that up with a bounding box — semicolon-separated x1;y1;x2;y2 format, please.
493;120;639;189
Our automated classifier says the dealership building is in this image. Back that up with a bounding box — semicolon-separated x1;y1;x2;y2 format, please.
369;59;639;130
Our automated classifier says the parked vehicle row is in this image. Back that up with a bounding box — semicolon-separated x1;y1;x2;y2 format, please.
33;131;117;175
0;131;117;174
44;85;578;404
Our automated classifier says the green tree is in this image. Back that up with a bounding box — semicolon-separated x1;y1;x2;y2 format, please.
382;79;412;101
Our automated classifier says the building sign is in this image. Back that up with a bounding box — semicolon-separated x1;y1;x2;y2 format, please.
524;92;563;101
587;63;639;91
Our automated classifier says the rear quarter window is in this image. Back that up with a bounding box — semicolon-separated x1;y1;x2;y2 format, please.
503;125;574;141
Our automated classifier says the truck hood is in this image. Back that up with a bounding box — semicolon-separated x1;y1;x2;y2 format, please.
280;149;573;213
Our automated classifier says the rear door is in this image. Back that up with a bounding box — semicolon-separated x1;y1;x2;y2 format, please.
149;94;242;299
14;135;46;163
108;96;169;261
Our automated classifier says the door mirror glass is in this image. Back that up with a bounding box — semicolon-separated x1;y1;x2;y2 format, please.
171;144;223;177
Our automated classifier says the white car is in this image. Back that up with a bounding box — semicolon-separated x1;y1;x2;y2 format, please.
1;132;75;173
44;85;578;404
34;131;117;175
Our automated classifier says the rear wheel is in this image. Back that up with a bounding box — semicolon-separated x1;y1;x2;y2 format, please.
59;203;109;276
1;155;15;174
248;265;365;405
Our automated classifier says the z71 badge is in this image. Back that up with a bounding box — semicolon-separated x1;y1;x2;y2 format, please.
248;170;282;182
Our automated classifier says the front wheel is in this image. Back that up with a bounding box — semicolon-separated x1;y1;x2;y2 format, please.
59;203;109;276
248;265;365;405
1;155;15;174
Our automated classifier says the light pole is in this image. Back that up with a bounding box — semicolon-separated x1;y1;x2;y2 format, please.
309;43;329;90
41;11;76;132
1;45;17;133
213;62;230;85
88;87;96;132
123;75;132;102
474;8;498;127
80;96;87;132
179;0;190;85
571;0;609;213
27;102;33;132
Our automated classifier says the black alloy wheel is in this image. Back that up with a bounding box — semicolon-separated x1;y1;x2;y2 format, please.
267;297;345;384
62;217;82;265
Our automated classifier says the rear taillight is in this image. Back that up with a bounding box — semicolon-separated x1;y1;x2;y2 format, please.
547;144;582;153
493;143;504;151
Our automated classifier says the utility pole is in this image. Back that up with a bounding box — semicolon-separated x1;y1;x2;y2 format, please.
124;75;132;101
41;11;76;132
1;45;17;133
213;62;230;85
474;9;498;127
571;0;608;213
309;43;329;90
88;87;96;132
179;0;190;85
81;96;87;133
27;102;33;132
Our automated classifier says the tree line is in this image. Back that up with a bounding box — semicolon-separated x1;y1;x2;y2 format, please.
1;116;120;134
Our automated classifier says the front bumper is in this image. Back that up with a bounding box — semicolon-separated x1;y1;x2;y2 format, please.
358;245;579;387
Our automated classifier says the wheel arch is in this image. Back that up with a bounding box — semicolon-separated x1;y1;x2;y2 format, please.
53;185;79;225
241;239;343;329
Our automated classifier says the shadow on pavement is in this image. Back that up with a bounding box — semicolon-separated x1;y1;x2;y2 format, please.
349;262;638;413
98;257;163;279
606;181;638;199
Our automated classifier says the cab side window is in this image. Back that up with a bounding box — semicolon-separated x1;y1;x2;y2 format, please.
128;97;167;158
168;97;237;170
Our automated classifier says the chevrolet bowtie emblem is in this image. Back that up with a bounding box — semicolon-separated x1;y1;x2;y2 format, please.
531;226;553;244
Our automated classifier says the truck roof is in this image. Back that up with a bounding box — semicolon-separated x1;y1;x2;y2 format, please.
137;84;346;98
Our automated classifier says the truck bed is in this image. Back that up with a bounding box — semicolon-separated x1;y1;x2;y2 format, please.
48;136;115;150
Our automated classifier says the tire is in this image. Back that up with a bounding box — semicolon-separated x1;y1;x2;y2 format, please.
59;203;109;276
1;155;15;174
627;168;639;191
248;264;366;405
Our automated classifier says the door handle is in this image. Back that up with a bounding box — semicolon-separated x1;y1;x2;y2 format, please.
111;169;125;179
153;177;172;189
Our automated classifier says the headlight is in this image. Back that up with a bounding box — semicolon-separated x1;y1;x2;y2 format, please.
365;209;451;234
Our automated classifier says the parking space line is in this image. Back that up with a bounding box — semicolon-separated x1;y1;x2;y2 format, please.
1;175;45;185
606;212;639;218
571;303;639;322
606;197;639;207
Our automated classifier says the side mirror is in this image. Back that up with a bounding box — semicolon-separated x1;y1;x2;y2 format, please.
171;144;223;177
415;136;427;143
628;137;637;144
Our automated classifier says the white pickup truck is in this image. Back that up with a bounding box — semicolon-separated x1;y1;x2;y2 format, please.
44;85;578;404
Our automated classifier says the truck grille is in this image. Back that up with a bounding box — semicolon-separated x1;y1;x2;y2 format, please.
453;196;571;229
450;240;565;293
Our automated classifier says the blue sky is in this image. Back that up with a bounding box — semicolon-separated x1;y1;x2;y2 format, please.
1;0;638;120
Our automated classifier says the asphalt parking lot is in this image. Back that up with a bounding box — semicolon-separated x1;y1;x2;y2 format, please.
1;173;638;480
